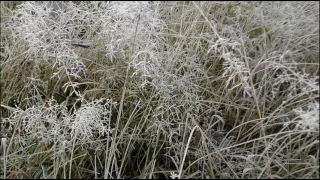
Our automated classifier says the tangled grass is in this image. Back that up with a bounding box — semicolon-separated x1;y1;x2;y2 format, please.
1;1;319;179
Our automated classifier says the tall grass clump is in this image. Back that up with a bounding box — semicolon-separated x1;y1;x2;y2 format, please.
1;1;319;179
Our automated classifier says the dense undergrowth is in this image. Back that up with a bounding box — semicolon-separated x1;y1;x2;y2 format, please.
0;1;319;179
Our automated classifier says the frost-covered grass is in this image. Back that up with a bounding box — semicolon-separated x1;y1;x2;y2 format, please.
0;1;319;179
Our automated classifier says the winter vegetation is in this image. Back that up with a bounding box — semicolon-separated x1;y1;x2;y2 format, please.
0;1;319;179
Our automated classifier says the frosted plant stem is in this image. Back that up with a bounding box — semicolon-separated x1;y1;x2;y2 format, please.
53;133;56;179
178;126;199;179
69;135;77;179
104;104;112;179
2;138;7;179
95;155;97;179
63;141;67;179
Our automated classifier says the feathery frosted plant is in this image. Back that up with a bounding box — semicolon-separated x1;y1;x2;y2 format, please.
2;97;116;145
11;1;86;79
99;1;163;60
2;99;69;143
100;1;167;91
10;1;165;88
208;36;253;98
70;98;116;142
293;102;319;132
